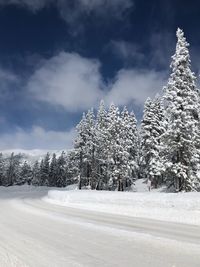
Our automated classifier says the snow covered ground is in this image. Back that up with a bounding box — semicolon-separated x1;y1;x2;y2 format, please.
0;185;200;266
45;179;200;226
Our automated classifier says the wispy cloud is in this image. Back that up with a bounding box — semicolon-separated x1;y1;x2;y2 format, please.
149;31;175;69
0;68;20;99
0;0;133;34
109;31;176;70
109;40;145;63
0;0;49;11
59;0;133;22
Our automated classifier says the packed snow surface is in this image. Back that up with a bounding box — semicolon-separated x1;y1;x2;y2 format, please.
1;186;200;267
46;187;200;226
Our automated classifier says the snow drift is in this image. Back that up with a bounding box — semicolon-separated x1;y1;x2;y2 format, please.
45;189;200;226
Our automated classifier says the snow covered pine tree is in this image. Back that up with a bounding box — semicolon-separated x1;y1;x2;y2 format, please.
162;28;200;192
140;96;164;187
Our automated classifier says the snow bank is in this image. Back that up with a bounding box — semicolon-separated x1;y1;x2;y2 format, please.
45;190;200;225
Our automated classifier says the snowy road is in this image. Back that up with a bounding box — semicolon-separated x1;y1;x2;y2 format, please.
0;188;200;267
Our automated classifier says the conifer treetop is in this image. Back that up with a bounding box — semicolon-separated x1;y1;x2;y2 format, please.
171;28;191;70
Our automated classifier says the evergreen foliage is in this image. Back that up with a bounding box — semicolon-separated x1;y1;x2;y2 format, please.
162;28;200;191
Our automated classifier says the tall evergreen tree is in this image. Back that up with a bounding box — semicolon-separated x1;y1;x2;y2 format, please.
49;153;58;187
32;160;41;186
148;96;165;187
5;153;21;186
65;150;79;186
0;153;5;186
74;112;88;189
40;153;50;186
74;109;97;189
56;151;67;187
162;28;200;191
84;109;96;189
140;96;165;186
121;107;139;188
106;103;128;191
140;98;154;179
19;161;32;185
95;100;109;190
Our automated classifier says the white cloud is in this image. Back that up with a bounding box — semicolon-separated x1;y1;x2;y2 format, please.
0;126;76;150
28;52;103;111
106;69;166;106
27;51;166;111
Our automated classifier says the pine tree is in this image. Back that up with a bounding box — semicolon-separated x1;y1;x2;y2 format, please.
40;153;50;186
66;150;79;186
162;28;200;191
121;107;139;189
140;98;154;179
84;109;96;189
49;153;57;187
106;103;127;191
0;153;5;186
56;151;66;187
74;112;88;189
32;160;41;186
149;96;165;187
95;100;109;190
74;109;97;189
139;96;165;186
19;161;32;185
5;153;21;186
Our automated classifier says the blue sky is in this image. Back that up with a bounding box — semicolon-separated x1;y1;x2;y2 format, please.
0;0;199;150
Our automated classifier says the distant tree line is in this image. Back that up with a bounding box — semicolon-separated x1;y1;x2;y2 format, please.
0;152;78;187
1;29;200;192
